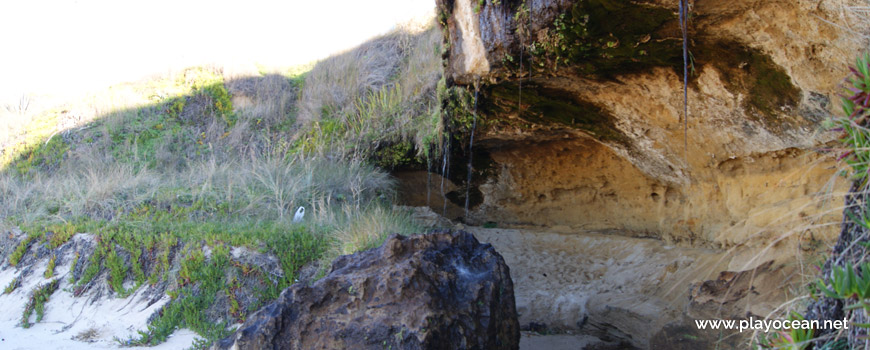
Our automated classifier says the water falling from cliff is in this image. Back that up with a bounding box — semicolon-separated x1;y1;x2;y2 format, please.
464;85;480;220
679;0;689;162
426;157;432;208
441;135;451;218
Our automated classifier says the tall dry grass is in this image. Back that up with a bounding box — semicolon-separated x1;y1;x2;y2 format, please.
0;17;443;258
0;13;443;347
297;17;443;161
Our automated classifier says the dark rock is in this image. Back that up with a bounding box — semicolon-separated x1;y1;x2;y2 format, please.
216;230;519;350
805;180;869;347
524;322;548;334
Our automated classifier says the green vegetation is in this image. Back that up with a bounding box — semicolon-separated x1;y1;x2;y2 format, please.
487;83;627;144
47;221;79;248
44;255;57;279
0;18;442;347
131;244;233;345
4;275;21;294
517;0;678;75
508;0;798;123
68;252;79;284
756;313;814;350
105;248;129;296
297;22;443;168
702;40;800;121
782;53;870;349
816;262;870;316
20;279;60;328
833;52;870;179
324;205;420;264
8;232;41;266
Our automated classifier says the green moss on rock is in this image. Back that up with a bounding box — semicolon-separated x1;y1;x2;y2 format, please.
698;40;800;121
488;83;628;144
373;142;419;169
515;0;800;123
525;0;680;76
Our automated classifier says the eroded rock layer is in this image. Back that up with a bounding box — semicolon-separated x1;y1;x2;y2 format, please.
435;0;866;247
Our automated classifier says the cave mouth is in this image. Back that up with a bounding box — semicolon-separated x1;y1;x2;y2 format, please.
396;135;685;238
393;129;841;349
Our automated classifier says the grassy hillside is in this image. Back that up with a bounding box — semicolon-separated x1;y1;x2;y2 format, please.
0;18;443;346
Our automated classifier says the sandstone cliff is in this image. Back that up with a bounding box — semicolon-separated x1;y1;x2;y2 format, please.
435;0;869;249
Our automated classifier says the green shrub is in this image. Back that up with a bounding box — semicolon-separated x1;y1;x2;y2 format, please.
21;279;60;328
68;252;80;284
47;222;77;248
44;255;57;279
9;232;41;266
105;248;129;296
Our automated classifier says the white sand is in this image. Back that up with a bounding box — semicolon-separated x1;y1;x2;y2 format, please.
0;237;197;350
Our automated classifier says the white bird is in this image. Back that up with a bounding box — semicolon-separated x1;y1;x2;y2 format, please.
293;206;305;223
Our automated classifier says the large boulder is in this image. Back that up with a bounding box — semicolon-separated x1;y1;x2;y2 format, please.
216;230;519;350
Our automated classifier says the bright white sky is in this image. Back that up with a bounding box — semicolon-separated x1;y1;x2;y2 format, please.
0;0;434;103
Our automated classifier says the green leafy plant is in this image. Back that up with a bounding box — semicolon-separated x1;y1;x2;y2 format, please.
756;313;814;350
105;248;129;296
75;244;106;291
474;0;484;13
21;279;60;328
9;232;41;266
44;255;57;279
4;275;21;294
816;262;870;327
47;222;78;248
832;52;870;179
68;252;80;284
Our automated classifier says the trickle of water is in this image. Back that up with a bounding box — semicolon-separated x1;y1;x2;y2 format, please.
464;86;480;220
518;14;524;118
426;157;432;208
679;0;689;161
517;1;532;119
441;136;450;218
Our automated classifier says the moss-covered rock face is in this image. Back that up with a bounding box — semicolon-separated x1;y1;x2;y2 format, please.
438;0;812;172
522;0;681;77
435;0;857;239
696;40;801;123
429;1;863;346
513;1;801;124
